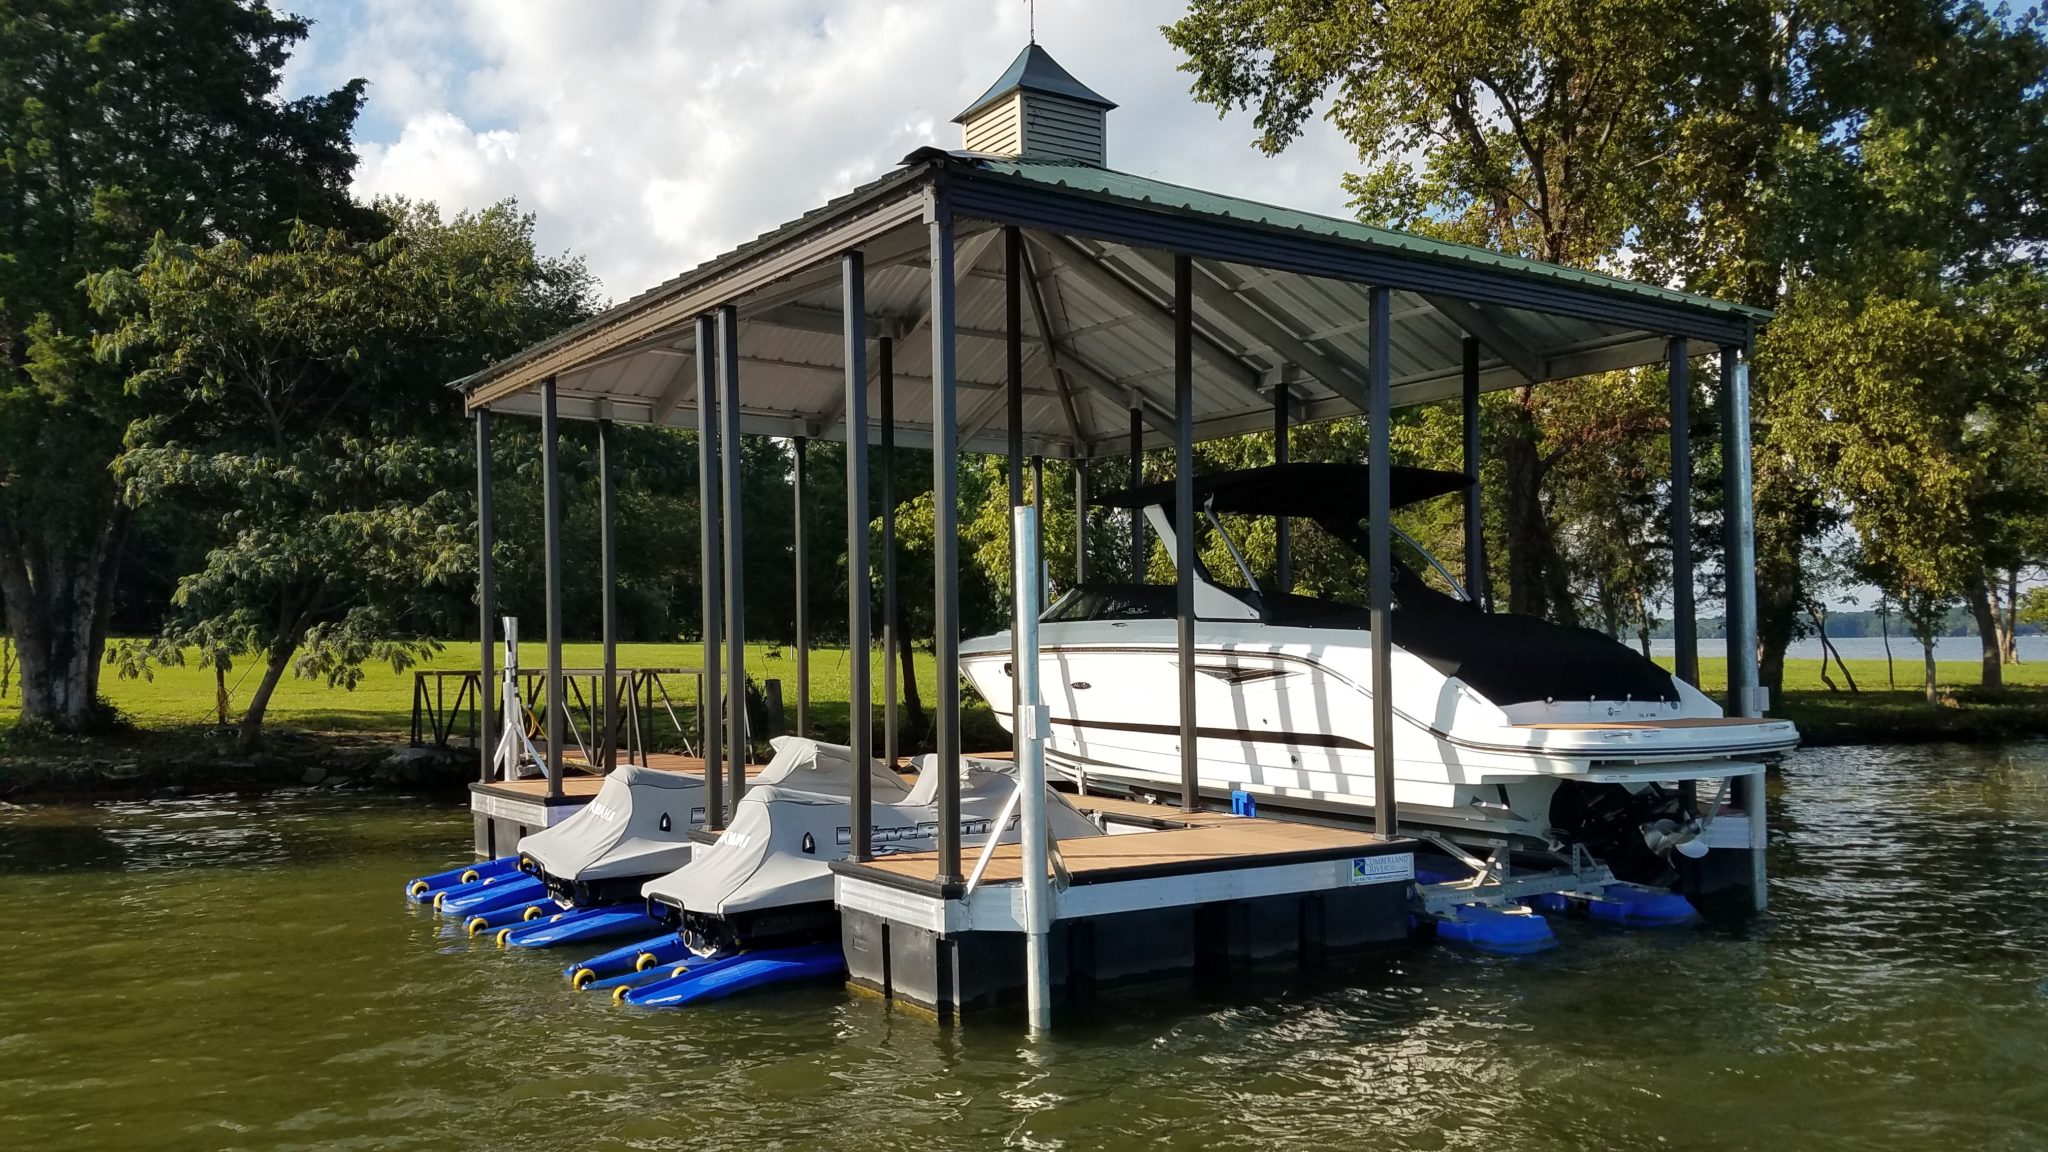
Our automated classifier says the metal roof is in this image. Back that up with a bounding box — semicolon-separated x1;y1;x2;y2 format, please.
459;151;1765;459
955;43;1117;121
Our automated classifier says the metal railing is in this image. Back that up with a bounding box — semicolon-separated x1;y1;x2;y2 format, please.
411;667;704;767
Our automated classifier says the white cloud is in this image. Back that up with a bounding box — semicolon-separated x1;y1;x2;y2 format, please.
291;0;1363;302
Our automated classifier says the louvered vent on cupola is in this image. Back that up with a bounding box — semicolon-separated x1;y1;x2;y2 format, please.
955;43;1116;166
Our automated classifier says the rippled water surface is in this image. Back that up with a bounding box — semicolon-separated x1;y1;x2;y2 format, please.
4;743;2046;1151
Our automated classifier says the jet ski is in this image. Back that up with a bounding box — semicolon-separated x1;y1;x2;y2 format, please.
642;755;1104;955
518;737;905;906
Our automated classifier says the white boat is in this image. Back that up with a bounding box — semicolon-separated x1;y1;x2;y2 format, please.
961;463;1797;886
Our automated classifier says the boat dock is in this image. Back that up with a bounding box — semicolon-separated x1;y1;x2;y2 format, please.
834;795;1414;1018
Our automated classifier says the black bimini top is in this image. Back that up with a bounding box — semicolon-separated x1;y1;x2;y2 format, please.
1093;463;1469;519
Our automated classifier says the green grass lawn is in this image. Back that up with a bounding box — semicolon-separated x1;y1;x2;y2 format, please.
4;641;2043;750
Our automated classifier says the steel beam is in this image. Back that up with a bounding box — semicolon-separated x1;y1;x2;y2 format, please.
1073;458;1088;584
1426;295;1544;382
1128;406;1145;579
843;253;873;860
696;316;724;828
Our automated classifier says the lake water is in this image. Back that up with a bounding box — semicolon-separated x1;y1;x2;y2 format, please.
4;742;2047;1151
1652;634;2048;664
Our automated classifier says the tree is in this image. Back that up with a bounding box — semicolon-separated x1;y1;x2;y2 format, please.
89;200;596;747
0;0;369;732
1168;0;1697;623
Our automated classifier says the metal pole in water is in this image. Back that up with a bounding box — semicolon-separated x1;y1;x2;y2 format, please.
1013;503;1053;1033
1720;342;1766;912
930;199;963;886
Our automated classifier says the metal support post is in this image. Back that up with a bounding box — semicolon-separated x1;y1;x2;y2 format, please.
1013;503;1053;1033
793;435;810;737
1461;336;1486;607
540;375;565;796
879;337;899;771
719;305;747;806
475;410;496;783
1669;339;1698;687
1368;288;1396;837
695;315;725;828
930;204;963;885
1274;381;1291;593
1174;254;1199;812
598;414;619;771
843;252;873;860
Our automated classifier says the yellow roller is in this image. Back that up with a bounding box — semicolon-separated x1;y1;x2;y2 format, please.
523;905;543;921
496;927;514;948
612;985;631;1005
408;880;429;898
433;891;448;911
570;968;596;990
465;917;487;937
459;868;480;884
634;953;657;972
671;964;689;978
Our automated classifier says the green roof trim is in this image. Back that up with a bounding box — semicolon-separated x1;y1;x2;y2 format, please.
972;157;1770;322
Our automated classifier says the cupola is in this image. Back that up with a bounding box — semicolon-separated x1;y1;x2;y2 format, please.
954;43;1116;166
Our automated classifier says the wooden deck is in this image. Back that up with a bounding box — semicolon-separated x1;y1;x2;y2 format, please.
854;815;1394;886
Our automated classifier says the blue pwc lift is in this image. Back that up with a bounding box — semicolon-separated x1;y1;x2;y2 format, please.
620;944;847;1008
405;855;520;904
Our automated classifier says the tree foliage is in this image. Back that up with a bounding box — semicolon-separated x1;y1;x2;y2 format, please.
88;199;597;746
0;0;369;731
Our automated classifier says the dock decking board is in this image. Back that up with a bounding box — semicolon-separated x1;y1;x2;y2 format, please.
851;817;1395;886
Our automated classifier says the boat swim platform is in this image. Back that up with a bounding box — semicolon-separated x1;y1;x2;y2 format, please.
831;806;1418;1020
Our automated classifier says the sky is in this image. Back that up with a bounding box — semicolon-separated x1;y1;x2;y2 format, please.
278;0;1364;303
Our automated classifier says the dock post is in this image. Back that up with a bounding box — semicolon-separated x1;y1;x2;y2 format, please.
1173;254;1199;813
599;410;619;771
929;201;963;886
843;251;873;860
475;409;496;783
879;337;899;772
1461;335;1486;608
793;435;810;738
540;374;565;797
1031;455;1046;604
1128;406;1144;579
1669;339;1697;688
719;304;747;805
1368;288;1396;837
695;314;725;828
1013;503;1053;1033
1273;380;1291;593
1720;342;1767;911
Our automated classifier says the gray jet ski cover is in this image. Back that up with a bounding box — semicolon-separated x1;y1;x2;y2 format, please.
517;763;707;882
643;756;1102;917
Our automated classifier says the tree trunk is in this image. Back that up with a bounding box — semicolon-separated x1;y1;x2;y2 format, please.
1498;395;1573;624
1631;584;1652;659
897;635;925;738
239;646;294;751
2005;568;2022;664
1966;575;2002;690
1879;598;1896;689
1921;635;1938;706
0;507;121;732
